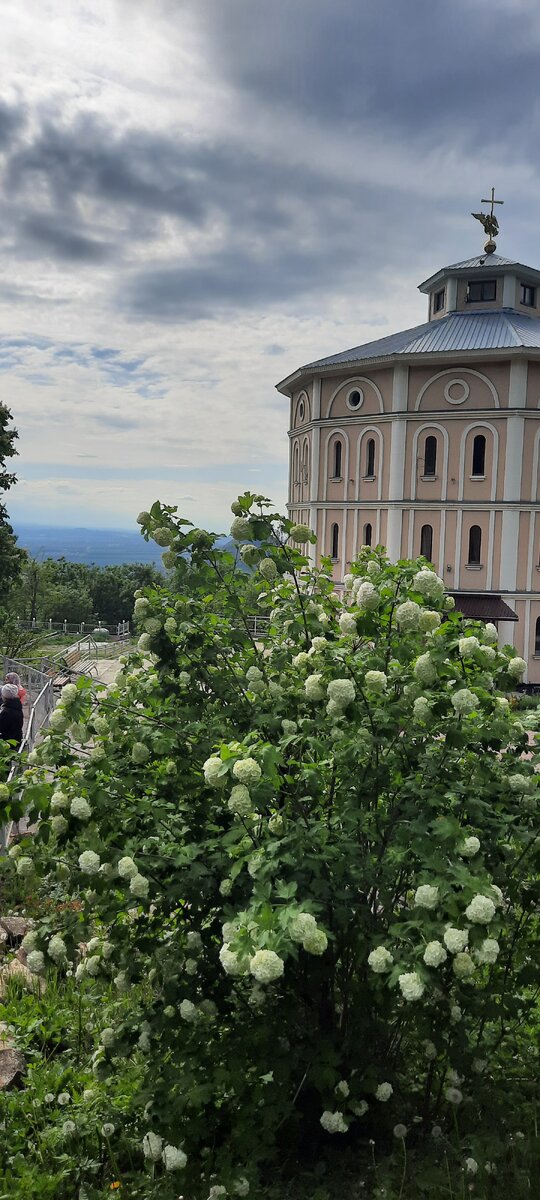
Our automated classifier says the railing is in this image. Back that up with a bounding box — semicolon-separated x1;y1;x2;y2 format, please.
1;659;55;850
14;618;131;637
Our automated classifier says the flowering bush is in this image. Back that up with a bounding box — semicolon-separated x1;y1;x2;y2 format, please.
5;491;540;1197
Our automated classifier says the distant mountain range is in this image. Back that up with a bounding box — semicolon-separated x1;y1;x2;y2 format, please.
12;523;240;569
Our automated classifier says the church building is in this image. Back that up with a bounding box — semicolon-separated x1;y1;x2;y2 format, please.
278;195;540;684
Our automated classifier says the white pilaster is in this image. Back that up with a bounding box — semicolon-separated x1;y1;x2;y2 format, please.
502;274;517;308
503;416;524;500
309;427;320;503
386;366;409;560
312;376;321;420
500;511;520;590
446;277;457;312
508;358;527;408
498;619;517;650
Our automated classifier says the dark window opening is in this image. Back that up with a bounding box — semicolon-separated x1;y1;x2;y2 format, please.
535;617;540;656
331;523;339;560
420;524;433;561
472;434;486;477
365;438;375;477
424;435;437;477
363;522;373;547
332;440;342;479
466;279;496;303
348;389;362;409
468;525;482;565
433;288;445;313
521;283;536;308
298;400;304;421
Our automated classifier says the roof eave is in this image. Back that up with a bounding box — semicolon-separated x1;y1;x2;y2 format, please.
276;343;540;389
419;261;540;294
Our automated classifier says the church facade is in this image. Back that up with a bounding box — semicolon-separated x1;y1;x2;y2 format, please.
278;226;540;684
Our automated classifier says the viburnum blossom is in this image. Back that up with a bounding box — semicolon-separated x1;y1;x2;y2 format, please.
484;622;498;642
458;636;480;657
233;758;262;786
290;913;317;942
413;696;431;722
230;516;253;541
228;784;252;817
423;940;447;967
414;884;439;910
130;874;149;899
162;1144;187;1171
444;927;469;954
70;796;91;821
26;950;45;974
459;835;481;857
51;814;68;835
303;929;328;955
180;1000;197;1022
418;609;441;632
78;851;101;875
132;742;150;764
398;971;425;1001
368;946;394;973
465;895;496;924
476;938;500;964
364;670;387;692
289;524;311;543
320;1110;348;1133
143;1132;163;1161
61;683;78;703
326;678;356;708
219;944;246;976
508;774;532;793
507;656;526;678
375;1082;393;1102
249;949;284;983
48;934;67;963
413;653;437;685
339;611;357;636
203;756;225;787
451;688;477;715
412;568;445;602
453;952;475;979
395;600;421;630
117;856;138;879
356;580;380;611
50;790;68;811
305;673;325;701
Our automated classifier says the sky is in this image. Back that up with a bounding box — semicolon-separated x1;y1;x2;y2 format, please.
1;0;540;533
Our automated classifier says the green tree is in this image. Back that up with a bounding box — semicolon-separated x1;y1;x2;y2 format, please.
6;495;540;1198
0;401;24;592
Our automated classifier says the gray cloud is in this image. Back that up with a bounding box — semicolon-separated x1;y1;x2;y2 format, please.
20;213;113;263
0;99;26;149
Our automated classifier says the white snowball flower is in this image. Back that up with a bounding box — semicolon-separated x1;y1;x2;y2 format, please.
398;972;425;1001
61;683;78;703
423;1040;437;1060
303;929;328;955
230;516;253;541
86;956;101;976
393;1124;407;1139
48;934;67;964
327;678;356;708
459;636;480;657
507;656;526;679
450;1004;462;1023
412;569;445;602
476;938;500;964
137;634;151;653
185;959;197;976
395;600;421;630
418;609;441;632
423;941;447;967
413;696;431;722
292;651;310;669
320;1110;348;1133
130;874;149;899
490;884;504;907
335;1080;349;1098
100;1027;115;1048
445;1087;463;1104
27;950;45;975
465;895;496;925
351;1100;369;1117
413;653;437;685
50;790;68;812
117;856;138;879
459;835;480;857
339;612;357;636
375;1082;393;1102
356;581;380;611
233;758;262;786
132;742;150;764
465;1158;478;1175
414;884;439;910
343;573;354;591
508;774;532;793
164;617;177;636
289;913;317;942
21;930;38;953
163;1144;187;1171
203;756;225;787
233;1178;250;1196
305;673;325;701
51;814;68;835
219;943;246;976
484;622;498;643
452;952;475;979
310;636;328;652
78;851;101;875
444;928;469;954
180;999;197;1022
143;1131;163;1161
70;796;91;821
227;784;252;817
451;688;477;715
289;523;311;543
249;949;284;984
368;946;394;974
365;670;387;693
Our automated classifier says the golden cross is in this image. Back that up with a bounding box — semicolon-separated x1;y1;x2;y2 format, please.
481;187;504;219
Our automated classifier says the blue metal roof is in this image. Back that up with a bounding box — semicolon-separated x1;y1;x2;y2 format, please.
303;308;540;370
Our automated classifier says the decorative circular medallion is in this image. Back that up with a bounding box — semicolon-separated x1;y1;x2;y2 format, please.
443;378;470;405
298;400;305;421
347;388;364;411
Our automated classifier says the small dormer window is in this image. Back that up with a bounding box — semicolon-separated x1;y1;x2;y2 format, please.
467;279;496;303
433;288;445;313
521;283;536;307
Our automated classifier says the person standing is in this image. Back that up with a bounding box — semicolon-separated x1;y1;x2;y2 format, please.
0;683;24;749
4;671;27;705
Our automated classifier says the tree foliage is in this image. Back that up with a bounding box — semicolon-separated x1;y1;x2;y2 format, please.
4;493;540;1198
15;557;163;625
0;401;24;592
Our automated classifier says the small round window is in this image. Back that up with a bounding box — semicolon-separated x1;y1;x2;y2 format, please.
298;400;305;421
347;388;364;411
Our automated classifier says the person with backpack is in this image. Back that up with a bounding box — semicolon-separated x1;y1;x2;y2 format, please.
0;683;24;749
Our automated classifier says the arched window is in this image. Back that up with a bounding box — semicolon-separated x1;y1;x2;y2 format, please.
472;434;486;477
330;522;339;559
363;522;373;547
332;439;343;479
420;524;433;561
365;438;375;477
424;435;437;477
535;617;540;656
468;524;482;565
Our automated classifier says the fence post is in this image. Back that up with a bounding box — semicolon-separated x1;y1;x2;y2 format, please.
63;619;67;633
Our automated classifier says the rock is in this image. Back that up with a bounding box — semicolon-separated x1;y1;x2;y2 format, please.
0;957;46;997
0;1048;25;1089
15;947;27;966
0;916;33;943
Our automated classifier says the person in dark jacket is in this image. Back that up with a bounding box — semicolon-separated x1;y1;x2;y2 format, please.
0;683;24;748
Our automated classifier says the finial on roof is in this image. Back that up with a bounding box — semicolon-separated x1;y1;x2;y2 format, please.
471;187;504;254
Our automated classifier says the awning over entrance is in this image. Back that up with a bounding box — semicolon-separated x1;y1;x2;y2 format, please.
450;594;518;622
